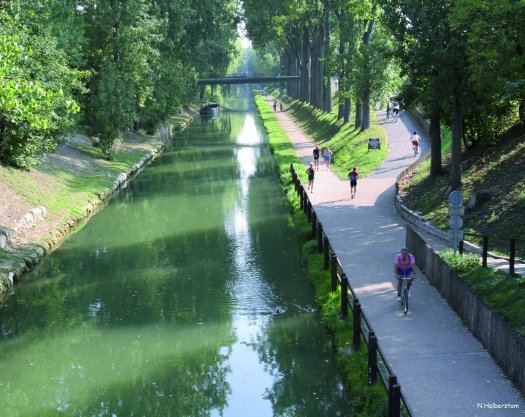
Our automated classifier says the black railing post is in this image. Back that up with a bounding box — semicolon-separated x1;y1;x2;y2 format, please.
298;185;304;210
307;199;312;221
482;235;488;267
323;237;329;270
311;212;317;239
353;298;361;351
341;274;349;318
388;375;398;417
317;224;323;253
368;332;378;385
510;238;516;276
331;255;338;292
391;384;401;417
459;240;464;255
303;192;308;214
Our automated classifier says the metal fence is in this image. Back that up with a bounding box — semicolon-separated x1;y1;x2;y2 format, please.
290;164;414;417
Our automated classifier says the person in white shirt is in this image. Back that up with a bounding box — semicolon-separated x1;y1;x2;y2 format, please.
410;131;421;156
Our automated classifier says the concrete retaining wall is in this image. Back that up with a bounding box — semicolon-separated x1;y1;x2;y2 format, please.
407;106;430;136
407;224;525;393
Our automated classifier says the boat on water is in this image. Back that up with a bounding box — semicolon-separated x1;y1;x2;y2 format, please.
199;103;220;116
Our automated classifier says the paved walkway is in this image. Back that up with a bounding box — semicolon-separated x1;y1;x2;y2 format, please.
268;101;525;416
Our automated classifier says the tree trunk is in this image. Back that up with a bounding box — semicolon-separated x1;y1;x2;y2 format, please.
450;95;463;190
318;30;325;110
429;108;442;177
310;33;317;106
287;51;297;98
300;28;310;102
519;97;525;124
324;19;331;113
360;18;375;131
344;96;351;124
355;97;362;129
337;32;345;120
361;84;371;131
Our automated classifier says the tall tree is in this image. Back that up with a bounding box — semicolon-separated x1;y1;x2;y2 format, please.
381;0;469;186
0;6;81;167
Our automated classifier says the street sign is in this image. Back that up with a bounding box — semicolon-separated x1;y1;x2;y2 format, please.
448;205;465;216
448;216;464;229
368;138;380;150
449;191;463;205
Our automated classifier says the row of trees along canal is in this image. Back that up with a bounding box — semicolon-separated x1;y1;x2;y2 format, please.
243;0;525;190
0;0;240;167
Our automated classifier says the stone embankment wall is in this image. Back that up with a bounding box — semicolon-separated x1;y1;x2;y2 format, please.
407;224;525;393
0;110;196;293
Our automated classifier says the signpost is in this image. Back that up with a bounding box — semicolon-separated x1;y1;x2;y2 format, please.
368;138;381;151
448;191;464;254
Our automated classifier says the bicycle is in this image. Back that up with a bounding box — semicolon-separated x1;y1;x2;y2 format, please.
412;142;419;157
398;269;412;314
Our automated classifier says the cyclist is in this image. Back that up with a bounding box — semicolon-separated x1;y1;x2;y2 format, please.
410;131;421;156
392;101;400;120
394;248;416;302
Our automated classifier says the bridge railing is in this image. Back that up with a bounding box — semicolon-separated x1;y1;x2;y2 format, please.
197;76;301;85
291;164;414;417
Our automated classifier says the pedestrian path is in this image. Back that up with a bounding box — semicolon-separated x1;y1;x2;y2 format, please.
268;101;525;416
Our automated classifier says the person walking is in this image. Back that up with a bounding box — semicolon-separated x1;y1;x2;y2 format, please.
306;163;315;192
280;102;283;112
313;146;320;170
410;131;421;156
273;100;277;111
348;167;359;198
324;147;332;167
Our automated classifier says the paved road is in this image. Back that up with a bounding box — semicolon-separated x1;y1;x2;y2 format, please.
268;101;525;416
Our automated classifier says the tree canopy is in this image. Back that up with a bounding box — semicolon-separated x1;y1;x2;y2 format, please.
0;0;240;166
244;0;525;189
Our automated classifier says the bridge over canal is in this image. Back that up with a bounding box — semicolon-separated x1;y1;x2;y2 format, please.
197;76;300;85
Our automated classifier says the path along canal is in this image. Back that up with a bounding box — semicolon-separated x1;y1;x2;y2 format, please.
0;88;350;416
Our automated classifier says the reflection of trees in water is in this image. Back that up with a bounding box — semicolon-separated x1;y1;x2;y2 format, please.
0;226;237;416
0;323;233;416
251;315;350;417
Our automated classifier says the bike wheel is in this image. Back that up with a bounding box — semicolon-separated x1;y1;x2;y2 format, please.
403;288;409;314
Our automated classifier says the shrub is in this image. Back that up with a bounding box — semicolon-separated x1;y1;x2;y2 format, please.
439;250;480;274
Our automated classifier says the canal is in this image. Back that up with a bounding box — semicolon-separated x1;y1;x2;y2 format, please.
0;88;350;416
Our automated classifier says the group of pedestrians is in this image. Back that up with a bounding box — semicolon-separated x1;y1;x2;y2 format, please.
273;100;283;112
307;146;333;192
307;145;359;197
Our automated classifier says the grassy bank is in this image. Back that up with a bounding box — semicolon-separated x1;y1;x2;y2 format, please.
0;110;196;294
256;95;388;416
401;124;525;259
272;91;388;180
440;250;525;338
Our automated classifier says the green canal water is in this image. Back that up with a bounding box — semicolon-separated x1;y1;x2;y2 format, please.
0;90;349;416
